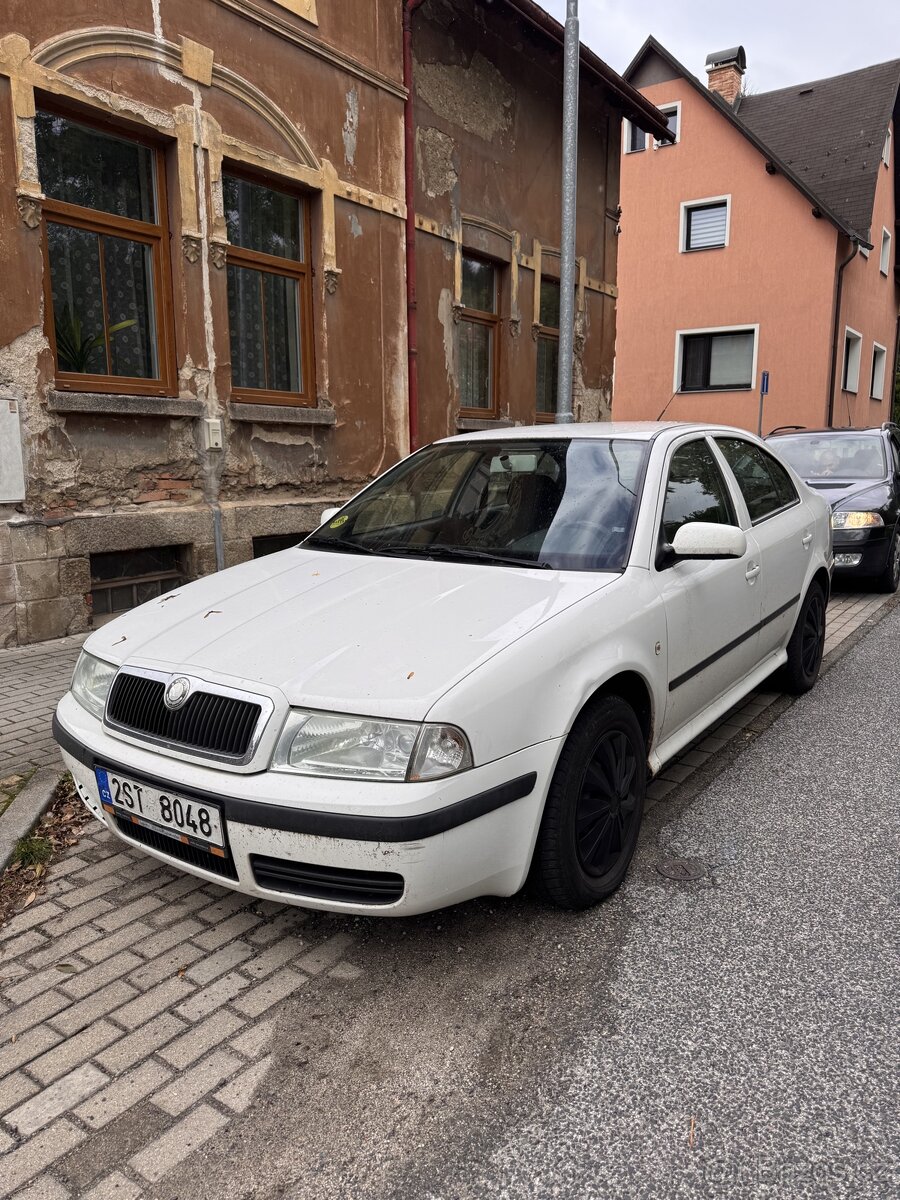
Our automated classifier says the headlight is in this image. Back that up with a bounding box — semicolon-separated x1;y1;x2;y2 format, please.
71;652;118;720
271;710;473;781
831;511;884;529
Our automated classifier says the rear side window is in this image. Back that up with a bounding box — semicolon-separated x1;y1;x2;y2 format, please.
716;438;798;522
661;439;735;544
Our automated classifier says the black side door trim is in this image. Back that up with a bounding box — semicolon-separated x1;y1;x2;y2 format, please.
669;593;800;692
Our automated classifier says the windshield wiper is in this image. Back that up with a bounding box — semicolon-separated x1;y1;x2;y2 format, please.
392;543;552;569
304;538;551;569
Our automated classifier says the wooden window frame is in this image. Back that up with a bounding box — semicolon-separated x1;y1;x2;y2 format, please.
535;277;560;423
224;168;316;408
38;106;177;398
458;253;500;419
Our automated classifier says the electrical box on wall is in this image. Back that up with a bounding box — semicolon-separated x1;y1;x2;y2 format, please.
202;418;224;451
0;394;26;503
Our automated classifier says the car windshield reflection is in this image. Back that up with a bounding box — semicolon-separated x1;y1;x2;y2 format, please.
775;434;887;480
304;438;649;572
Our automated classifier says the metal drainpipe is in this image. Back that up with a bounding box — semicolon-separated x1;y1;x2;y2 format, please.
403;0;425;452
826;237;859;427
556;0;580;423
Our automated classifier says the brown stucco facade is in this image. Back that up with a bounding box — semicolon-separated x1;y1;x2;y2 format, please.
0;0;662;646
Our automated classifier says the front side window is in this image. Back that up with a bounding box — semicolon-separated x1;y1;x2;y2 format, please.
535;279;560;420
459;256;498;414
304;438;649;572
683;200;728;251
680;330;754;391
716;438;798;523
36;111;173;394
224;173;314;405
661;440;735;545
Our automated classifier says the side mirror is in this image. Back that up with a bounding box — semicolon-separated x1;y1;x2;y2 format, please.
670;521;747;560
319;507;341;526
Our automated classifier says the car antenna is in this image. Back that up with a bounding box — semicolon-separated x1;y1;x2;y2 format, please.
656;389;681;422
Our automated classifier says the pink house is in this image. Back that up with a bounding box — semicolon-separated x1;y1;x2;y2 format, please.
613;39;900;433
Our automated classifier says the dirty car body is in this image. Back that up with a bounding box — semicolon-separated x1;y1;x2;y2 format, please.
54;423;832;916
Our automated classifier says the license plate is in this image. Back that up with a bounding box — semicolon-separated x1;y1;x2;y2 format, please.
95;768;226;855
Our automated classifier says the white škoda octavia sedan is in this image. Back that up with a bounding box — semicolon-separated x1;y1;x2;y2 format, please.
54;424;831;915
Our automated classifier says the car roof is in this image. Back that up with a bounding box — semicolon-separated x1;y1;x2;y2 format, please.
440;421;749;444
769;426;895;438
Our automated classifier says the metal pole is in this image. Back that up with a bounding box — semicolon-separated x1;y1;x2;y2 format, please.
556;0;579;423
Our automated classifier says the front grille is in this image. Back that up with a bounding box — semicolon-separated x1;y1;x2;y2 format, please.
250;854;404;906
107;671;262;759
113;812;239;880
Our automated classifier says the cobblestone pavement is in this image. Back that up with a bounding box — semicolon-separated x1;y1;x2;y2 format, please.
0;635;86;785
0;586;896;1197
0;824;363;1198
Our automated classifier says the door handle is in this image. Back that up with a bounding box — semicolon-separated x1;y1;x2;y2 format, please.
745;561;761;582
801;532;813;550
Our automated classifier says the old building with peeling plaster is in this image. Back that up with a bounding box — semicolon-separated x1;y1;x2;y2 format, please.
0;0;666;646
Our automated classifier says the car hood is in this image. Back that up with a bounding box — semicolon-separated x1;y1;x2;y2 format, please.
84;548;617;721
802;479;891;511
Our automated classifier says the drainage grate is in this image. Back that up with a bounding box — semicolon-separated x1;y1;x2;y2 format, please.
656;857;707;881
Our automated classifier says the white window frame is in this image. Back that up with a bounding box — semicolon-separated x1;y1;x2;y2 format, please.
623;118;647;154
870;342;887;401
842;327;862;393
860;242;870;259
680;194;732;253
880;227;892;276
884;127;892;168
673;323;759;394
653;101;681;147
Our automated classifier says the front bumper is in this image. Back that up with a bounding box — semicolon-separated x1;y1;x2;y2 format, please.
53;693;561;916
831;526;892;578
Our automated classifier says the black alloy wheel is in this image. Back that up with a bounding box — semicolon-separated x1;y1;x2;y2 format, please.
783;581;826;694
533;695;647;909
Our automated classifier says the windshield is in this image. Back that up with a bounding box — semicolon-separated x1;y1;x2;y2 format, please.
303;438;649;572
773;434;887;481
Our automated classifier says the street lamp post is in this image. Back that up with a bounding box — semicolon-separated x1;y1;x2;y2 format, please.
556;0;579;423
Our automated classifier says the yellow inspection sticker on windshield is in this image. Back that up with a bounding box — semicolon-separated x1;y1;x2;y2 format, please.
329;515;349;528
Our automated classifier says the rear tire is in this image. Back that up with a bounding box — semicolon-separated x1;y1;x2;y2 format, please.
876;528;900;593
533;695;647;910
782;581;826;695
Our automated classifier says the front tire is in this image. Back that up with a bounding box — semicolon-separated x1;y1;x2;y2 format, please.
533;695;647;910
876;527;900;593
782;581;826;694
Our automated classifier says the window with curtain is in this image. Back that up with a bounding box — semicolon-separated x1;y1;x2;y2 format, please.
683;200;728;251
224;173;314;405
680;330;754;391
535;279;560;419
459;255;498;414
35;111;174;395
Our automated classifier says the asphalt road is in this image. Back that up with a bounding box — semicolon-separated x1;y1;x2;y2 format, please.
158;605;900;1200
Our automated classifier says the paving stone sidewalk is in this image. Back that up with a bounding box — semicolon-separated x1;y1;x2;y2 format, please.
0;586;895;1197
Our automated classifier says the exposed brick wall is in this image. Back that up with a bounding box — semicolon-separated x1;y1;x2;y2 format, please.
707;66;743;106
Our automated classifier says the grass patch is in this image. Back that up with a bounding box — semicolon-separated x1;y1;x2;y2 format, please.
12;835;54;868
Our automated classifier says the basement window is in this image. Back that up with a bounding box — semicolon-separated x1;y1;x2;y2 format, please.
252;533;304;557
90;546;188;621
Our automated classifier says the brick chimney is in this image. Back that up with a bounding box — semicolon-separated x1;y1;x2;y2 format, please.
705;46;747;106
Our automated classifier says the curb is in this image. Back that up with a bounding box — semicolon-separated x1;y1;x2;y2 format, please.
0;767;63;872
